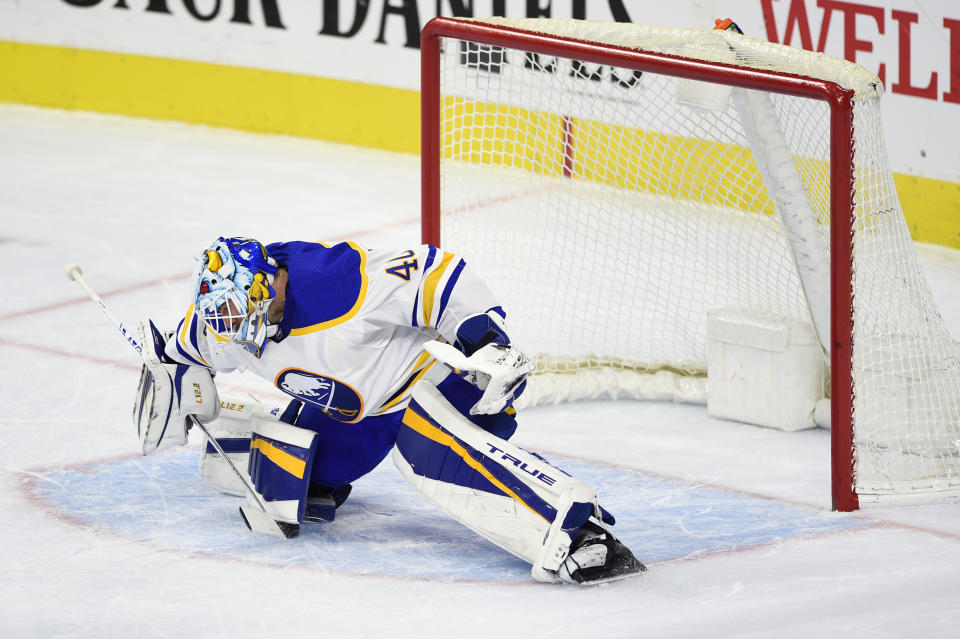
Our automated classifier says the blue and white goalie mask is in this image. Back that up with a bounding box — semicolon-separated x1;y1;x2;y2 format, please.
193;237;278;369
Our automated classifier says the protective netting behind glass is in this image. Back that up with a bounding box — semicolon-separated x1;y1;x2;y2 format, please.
434;18;960;501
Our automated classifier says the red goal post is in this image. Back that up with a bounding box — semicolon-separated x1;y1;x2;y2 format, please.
420;17;960;512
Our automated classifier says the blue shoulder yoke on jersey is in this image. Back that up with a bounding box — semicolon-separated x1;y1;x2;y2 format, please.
266;241;368;339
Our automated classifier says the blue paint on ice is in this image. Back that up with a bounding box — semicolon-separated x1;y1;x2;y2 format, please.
27;448;871;582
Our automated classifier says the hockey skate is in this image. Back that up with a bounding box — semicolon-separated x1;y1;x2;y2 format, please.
558;522;647;585
304;483;353;523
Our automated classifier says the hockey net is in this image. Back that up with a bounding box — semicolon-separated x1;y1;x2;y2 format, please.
420;17;960;510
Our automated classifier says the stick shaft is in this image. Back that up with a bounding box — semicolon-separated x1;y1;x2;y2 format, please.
68;270;143;356
67;267;274;517
191;416;269;512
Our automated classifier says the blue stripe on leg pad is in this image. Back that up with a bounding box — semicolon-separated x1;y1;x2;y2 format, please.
399;400;558;523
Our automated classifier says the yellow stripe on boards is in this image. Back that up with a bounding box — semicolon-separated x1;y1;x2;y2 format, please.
445;96;775;215
894;173;960;248
443;97;567;175
421;252;455;327
2;41;957;249
250;438;306;479
575;119;776;215
0;40;420;153
401;407;549;523
444;96;960;248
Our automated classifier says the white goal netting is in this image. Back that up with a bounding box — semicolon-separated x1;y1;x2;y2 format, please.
430;18;960;502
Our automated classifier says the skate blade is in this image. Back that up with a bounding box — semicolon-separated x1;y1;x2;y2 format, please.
576;563;648;586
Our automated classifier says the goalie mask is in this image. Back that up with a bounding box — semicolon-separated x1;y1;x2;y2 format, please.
194;237;278;369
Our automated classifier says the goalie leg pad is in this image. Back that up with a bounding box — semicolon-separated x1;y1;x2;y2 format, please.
435;372;518;441
200;400;297;496
394;381;602;582
198;399;267;496
247;414;318;524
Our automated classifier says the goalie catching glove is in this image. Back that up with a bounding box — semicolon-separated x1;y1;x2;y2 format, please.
133;319;220;454
423;310;535;415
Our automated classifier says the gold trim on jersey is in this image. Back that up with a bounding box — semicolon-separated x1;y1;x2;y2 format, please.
375;355;438;415
289;241;369;336
421;251;455;328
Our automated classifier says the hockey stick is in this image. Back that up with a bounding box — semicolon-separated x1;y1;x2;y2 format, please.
64;264;144;356
64;264;296;539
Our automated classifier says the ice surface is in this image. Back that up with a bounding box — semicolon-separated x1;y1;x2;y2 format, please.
1;105;958;638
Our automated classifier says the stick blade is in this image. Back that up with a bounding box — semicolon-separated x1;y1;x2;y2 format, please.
239;504;298;539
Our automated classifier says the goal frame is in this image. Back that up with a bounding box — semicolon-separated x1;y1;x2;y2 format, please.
419;16;859;511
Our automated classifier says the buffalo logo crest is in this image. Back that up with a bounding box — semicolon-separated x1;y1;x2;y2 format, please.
275;369;363;423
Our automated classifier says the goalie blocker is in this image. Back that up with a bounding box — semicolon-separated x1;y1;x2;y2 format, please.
393;381;645;584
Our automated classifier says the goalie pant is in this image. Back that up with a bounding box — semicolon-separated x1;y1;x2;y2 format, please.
208;372;522;522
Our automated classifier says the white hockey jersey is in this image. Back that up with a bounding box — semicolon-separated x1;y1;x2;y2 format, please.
165;241;503;421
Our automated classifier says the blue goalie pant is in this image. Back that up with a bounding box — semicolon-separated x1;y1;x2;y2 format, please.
252;373;519;523
295;373;516;488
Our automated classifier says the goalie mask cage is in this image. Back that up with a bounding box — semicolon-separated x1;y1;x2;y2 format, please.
420;17;960;511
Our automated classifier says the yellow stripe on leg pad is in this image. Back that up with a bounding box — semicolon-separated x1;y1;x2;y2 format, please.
250;438;306;479
401;407;548;523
